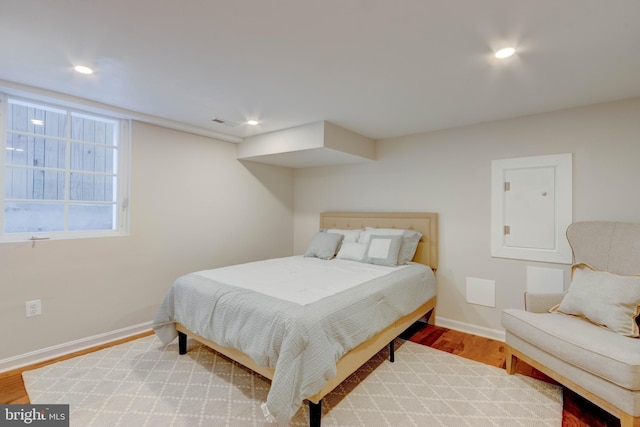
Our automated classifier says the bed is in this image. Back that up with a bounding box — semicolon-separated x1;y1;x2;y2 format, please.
152;212;438;426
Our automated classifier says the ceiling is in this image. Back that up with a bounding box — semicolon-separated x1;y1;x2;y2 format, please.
1;0;639;143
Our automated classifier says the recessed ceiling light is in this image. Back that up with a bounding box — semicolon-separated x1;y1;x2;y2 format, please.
74;65;94;74
31;119;44;126
247;120;259;126
495;47;516;59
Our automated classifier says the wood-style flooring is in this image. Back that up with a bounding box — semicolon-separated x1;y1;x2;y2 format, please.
405;323;620;427
0;325;621;426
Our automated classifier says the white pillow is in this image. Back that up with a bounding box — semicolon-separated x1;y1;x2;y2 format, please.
336;242;368;262
324;228;362;243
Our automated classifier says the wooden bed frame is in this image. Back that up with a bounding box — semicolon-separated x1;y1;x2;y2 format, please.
176;211;438;426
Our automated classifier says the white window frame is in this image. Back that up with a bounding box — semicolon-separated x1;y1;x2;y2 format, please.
0;92;130;242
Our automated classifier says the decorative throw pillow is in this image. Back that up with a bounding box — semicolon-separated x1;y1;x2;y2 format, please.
364;235;402;266
304;232;343;260
336;242;368;262
552;263;640;337
360;227;422;264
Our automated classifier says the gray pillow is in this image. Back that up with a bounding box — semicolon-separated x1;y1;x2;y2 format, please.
364;235;402;266
552;263;640;337
397;230;422;265
360;228;422;264
304;232;343;260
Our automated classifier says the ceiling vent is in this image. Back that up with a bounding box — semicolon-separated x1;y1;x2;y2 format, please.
211;117;240;128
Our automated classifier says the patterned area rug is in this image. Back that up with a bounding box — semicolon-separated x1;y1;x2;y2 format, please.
23;335;562;426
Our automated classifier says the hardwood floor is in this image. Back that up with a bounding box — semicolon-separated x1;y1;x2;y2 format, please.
405;323;620;427
0;330;154;404
0;325;621;426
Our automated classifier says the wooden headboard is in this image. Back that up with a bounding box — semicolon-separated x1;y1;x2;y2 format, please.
320;212;438;270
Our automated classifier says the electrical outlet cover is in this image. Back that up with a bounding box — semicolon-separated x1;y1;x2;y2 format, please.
26;299;42;317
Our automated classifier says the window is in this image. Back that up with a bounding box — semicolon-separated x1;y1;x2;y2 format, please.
1;94;130;242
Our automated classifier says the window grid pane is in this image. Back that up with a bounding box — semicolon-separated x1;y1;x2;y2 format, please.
71;114;116;146
68;204;116;231
70;143;116;173
5;168;65;200
70;173;116;202
7;101;67;138
4;202;65;233
5;135;67;169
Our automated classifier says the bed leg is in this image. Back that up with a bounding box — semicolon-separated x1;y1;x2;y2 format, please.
389;340;395;363
425;308;435;325
178;331;187;355
309;400;321;427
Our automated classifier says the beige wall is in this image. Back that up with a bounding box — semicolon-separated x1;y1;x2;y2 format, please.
293;97;640;334
3;97;638;361
0;122;294;360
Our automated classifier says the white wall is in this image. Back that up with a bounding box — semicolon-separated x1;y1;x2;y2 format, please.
293;97;640;336
0;121;293;361
3;96;638;362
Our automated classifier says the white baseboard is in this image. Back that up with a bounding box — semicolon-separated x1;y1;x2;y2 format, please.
1;318;503;374
435;316;506;342
0;321;153;374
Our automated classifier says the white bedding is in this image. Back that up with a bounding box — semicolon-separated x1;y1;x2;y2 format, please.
153;256;436;424
193;256;409;305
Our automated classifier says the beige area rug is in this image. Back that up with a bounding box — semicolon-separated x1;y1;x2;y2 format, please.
23;335;562;426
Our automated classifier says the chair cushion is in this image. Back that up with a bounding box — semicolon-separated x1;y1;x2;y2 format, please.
503;308;640;390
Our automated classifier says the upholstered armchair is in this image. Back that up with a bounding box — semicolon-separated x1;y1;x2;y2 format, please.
502;221;640;427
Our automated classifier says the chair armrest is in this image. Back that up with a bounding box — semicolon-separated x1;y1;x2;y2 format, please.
524;292;566;313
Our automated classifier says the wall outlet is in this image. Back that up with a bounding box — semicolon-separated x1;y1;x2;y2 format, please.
26;299;42;317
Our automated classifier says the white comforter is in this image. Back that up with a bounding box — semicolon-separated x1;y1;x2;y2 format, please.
152;256;436;424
